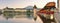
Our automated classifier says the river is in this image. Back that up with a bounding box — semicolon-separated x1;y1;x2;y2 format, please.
0;12;60;23
0;14;43;23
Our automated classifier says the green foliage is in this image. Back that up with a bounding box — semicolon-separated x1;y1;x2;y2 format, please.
3;11;15;18
26;9;31;18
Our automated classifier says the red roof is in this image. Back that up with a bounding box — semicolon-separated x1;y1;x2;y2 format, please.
38;9;54;14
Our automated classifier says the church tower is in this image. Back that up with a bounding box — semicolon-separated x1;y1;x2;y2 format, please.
33;5;37;21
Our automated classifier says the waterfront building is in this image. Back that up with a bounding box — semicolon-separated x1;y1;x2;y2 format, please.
3;7;15;18
2;6;40;18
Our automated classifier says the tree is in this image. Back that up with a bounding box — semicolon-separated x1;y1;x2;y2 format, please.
26;9;31;18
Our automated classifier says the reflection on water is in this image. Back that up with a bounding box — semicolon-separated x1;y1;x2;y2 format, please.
0;14;44;23
0;14;36;23
0;18;35;23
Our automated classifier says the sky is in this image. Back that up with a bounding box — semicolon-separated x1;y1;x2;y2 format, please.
59;0;60;12
0;0;57;9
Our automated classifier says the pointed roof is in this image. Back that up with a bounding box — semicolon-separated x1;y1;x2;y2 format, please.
33;5;37;9
6;6;8;8
46;2;55;6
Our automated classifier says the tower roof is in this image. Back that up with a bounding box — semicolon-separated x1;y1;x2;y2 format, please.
46;2;55;6
33;5;37;9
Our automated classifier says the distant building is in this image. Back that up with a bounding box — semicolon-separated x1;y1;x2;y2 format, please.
2;6;40;18
3;7;15;18
3;7;33;18
14;8;27;18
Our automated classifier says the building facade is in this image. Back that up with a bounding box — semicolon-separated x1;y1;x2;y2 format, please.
3;7;33;18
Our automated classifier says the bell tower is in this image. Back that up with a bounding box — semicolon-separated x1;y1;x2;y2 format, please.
33;5;37;21
33;5;37;9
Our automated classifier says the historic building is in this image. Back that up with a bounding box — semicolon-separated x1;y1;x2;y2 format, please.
2;5;41;18
2;7;33;18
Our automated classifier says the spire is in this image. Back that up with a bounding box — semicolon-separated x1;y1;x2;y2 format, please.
33;5;37;9
6;7;8;9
